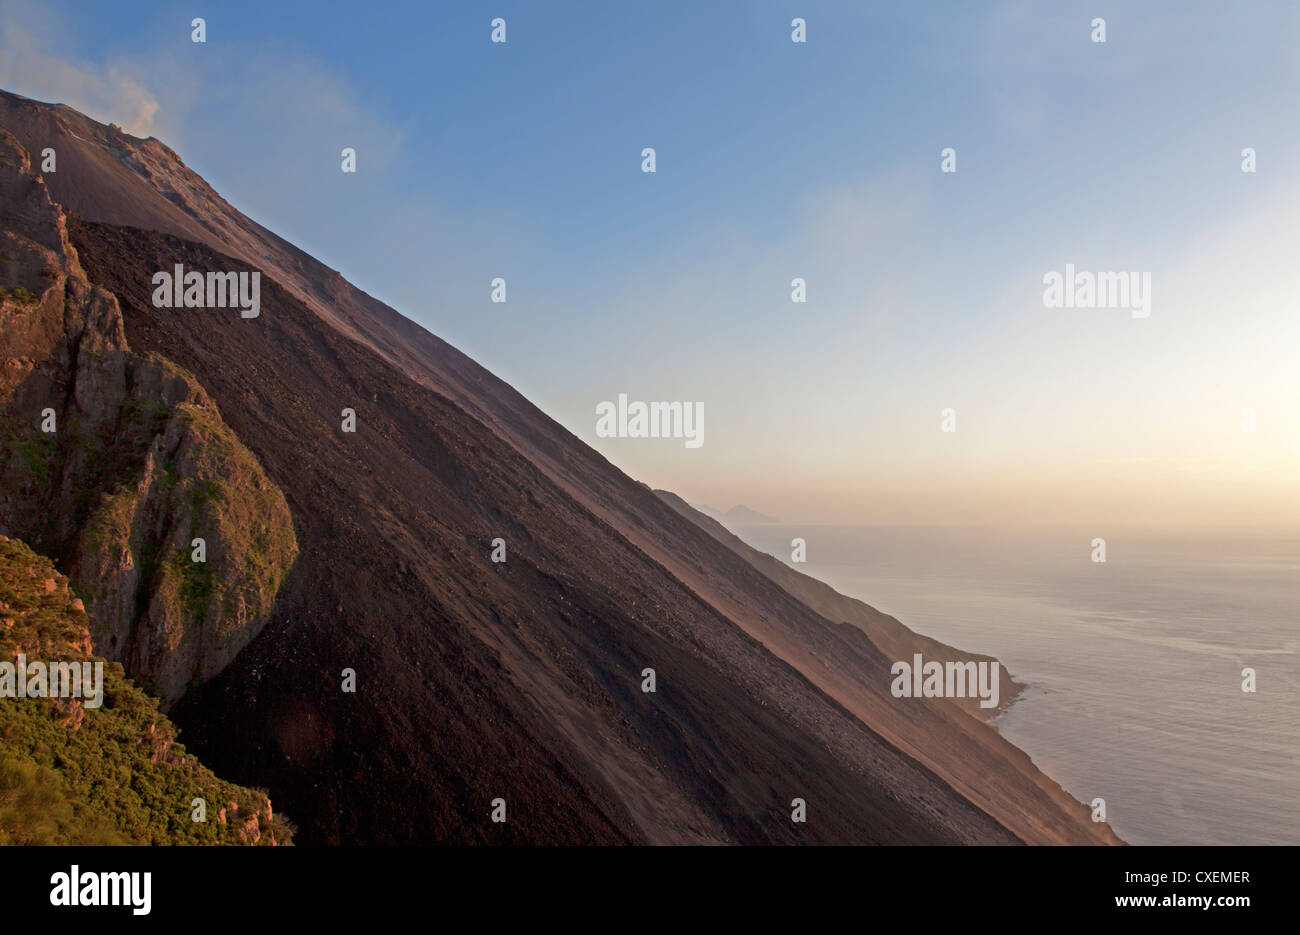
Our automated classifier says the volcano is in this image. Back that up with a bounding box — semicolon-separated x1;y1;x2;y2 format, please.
0;89;1120;845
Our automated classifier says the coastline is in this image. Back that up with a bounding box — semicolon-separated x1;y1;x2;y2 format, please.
655;491;1123;845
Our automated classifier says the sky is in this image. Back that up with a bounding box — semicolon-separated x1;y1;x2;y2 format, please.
2;0;1299;527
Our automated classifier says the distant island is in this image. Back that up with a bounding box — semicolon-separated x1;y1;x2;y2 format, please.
693;504;780;525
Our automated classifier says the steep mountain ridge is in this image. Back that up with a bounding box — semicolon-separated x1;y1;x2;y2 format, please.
69;216;1018;844
1;89;1121;845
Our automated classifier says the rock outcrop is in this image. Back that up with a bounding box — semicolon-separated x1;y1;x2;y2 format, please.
0;129;296;708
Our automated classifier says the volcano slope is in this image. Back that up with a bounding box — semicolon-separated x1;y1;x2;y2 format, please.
1;90;1120;845
66;217;1014;845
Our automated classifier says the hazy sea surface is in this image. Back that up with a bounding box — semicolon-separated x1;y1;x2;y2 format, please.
729;523;1299;845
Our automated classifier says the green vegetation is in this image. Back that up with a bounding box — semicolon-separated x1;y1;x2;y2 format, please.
183;476;223;515
168;548;215;620
0;537;293;845
15;434;54;485
0;757;126;845
78;488;137;556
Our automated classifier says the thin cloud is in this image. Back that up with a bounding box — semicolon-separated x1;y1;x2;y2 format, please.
0;18;161;135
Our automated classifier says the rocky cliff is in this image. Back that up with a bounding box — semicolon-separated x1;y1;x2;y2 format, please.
0;127;296;708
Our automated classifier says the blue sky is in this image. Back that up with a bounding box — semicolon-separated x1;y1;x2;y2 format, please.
4;1;1299;525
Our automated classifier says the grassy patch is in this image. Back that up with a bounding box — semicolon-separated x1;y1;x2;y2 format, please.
0;537;294;846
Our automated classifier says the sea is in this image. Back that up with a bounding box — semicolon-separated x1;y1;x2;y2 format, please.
727;523;1299;846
